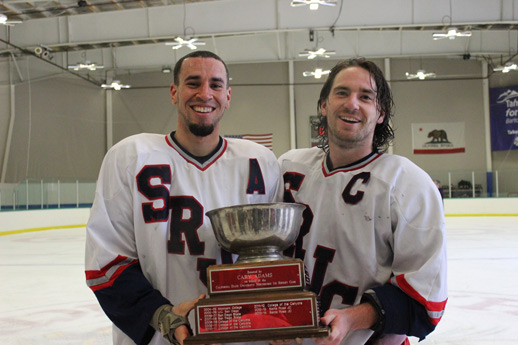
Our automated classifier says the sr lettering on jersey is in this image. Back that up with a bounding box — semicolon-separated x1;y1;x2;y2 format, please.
136;159;267;284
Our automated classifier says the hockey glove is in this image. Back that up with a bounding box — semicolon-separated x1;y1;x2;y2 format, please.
151;304;191;345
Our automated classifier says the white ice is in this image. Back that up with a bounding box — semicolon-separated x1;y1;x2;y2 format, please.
1;217;517;344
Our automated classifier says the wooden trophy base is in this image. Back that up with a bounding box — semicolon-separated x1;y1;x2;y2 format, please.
184;325;329;344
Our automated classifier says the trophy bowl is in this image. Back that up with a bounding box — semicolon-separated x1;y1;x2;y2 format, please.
206;202;306;263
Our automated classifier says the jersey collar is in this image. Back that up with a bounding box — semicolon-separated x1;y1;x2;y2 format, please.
165;132;227;171
322;150;382;176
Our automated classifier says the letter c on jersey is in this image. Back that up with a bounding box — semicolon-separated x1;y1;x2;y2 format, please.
342;172;370;205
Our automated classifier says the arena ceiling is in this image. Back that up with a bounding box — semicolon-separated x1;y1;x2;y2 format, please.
1;0;517;82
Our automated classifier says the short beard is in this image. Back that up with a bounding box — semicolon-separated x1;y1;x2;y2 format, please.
189;123;215;137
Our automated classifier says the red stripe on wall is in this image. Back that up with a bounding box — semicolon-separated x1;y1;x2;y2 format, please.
413;148;465;154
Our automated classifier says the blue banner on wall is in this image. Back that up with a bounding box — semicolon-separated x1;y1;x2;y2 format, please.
489;86;518;151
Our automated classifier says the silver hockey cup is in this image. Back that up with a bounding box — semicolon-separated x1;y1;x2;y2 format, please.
206;202;306;263
185;202;329;345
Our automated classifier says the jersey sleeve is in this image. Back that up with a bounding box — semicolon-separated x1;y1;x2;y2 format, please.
380;166;448;340
264;148;285;203
84;144;169;345
373;283;436;340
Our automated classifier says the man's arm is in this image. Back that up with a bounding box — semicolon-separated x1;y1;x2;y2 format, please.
315;303;378;345
85;145;169;344
372;284;435;340
375;167;448;342
88;262;171;344
313;294;412;345
151;295;205;345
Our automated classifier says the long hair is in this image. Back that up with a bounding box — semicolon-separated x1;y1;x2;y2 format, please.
173;50;230;87
313;58;395;152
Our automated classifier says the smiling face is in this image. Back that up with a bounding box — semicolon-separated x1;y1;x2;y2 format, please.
321;66;384;158
170;56;231;138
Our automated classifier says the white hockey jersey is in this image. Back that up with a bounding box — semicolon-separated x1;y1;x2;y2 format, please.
278;147;448;345
85;133;283;345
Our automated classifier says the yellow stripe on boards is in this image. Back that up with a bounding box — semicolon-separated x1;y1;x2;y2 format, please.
2;216;517;235
0;224;86;236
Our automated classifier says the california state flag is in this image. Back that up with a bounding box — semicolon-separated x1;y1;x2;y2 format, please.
411;122;466;154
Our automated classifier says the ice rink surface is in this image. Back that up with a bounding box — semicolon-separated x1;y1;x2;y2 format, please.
1;216;517;345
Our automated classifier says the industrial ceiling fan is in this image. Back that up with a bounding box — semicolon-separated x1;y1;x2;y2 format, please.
299;47;336;59
290;0;337;10
0;13;22;26
165;37;206;50
493;62;518;73
303;68;331;79
432;27;472;40
405;69;437;80
68;61;104;71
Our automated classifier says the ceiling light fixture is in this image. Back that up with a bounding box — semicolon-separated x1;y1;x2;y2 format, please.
405;69;437;80
0;13;22;26
68;60;104;71
299;47;336;59
432;0;472;41
290;0;337;10
165;1;206;50
494;62;518;73
101;80;130;90
165;37;206;50
303;68;331;79
432;27;472;40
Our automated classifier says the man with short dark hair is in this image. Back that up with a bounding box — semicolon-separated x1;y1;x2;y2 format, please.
85;51;283;345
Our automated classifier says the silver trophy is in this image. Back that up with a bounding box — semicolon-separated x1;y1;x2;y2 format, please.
184;202;329;345
206;202;306;263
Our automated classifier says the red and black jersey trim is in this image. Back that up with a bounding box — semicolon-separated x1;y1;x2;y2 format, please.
165;132;227;171
392;274;448;326
322;151;383;177
85;255;138;292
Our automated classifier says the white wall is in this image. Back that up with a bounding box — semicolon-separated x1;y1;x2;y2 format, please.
1;56;517;198
444;198;518;216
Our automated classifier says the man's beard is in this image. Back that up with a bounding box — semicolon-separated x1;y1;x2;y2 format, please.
189;123;215;137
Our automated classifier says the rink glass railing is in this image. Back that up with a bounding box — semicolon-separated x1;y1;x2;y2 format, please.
429;169;518;199
0;179;96;211
0;169;517;211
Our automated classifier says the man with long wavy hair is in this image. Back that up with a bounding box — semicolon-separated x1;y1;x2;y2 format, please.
279;58;447;345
